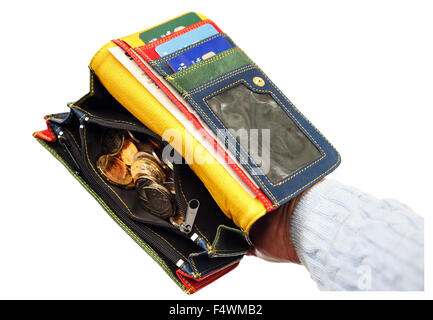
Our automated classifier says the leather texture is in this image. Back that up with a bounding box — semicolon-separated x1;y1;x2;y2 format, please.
186;65;341;214
166;48;252;92
208;84;321;182
35;84;249;293
90;12;340;234
150;33;235;77
35;12;342;294
92;39;269;232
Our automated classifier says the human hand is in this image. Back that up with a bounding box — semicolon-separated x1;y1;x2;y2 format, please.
248;181;323;263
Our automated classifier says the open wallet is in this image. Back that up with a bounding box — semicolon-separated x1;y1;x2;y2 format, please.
34;12;340;294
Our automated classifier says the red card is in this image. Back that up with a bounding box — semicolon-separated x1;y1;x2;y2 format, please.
136;19;222;62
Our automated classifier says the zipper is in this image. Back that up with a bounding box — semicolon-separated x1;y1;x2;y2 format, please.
179;199;200;234
36;137;188;291
57;131;81;175
84;115;200;237
58;125;187;266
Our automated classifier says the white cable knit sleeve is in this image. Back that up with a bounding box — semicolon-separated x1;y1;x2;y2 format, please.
290;180;424;291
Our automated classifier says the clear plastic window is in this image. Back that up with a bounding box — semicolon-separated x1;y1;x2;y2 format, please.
207;84;320;182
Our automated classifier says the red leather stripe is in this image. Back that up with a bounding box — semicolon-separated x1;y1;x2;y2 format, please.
112;39;274;212
34;119;57;142
34;128;56;142
135;20;223;61
176;260;240;294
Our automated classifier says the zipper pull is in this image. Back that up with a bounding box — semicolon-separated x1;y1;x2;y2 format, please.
180;199;200;234
58;131;81;175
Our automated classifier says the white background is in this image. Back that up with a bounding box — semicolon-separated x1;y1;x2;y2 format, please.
0;0;431;299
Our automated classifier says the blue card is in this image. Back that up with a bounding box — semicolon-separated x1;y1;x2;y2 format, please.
168;36;233;72
155;24;219;58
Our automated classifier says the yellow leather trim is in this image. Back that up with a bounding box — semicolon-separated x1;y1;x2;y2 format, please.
89;16;266;232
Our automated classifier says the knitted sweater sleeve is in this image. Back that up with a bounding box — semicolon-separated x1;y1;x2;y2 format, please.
290;180;424;291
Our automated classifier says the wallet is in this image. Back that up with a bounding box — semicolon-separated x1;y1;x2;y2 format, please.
34;12;340;294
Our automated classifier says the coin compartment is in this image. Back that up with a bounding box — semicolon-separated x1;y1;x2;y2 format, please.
80;115;248;253
42;72;251;275
82;120;179;229
69;74;244;237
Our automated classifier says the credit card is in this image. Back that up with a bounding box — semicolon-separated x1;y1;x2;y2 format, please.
139;12;202;44
168;36;232;72
155;24;219;58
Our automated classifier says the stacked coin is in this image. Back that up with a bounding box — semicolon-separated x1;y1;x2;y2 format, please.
97;129;176;219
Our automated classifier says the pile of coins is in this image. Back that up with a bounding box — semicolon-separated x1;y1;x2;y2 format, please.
97;129;178;220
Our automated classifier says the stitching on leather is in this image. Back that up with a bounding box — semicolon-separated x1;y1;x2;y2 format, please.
189;256;201;277
184;68;333;196
189;252;241;278
150;33;225;65
200;79;326;187
259;67;340;152
275;153;341;205
36;137;188;293
63;128;80;150
112;40;274;210
83;126;188;261
185;95;277;204
72;105;145;128
171;48;248;80
186;64;256;95
170;67;275;208
145;228;188;262
139;20;214;50
210;226;248;255
177;271;196;293
43;65;192;290
151;33;227;78
135;46;151;61
177;176;211;245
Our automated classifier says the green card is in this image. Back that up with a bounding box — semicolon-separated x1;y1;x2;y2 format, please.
139;12;202;44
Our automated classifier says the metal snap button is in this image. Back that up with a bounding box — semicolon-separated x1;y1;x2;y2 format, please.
253;76;265;87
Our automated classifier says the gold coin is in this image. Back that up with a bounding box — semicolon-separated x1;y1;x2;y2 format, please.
96;154;132;187
131;152;166;183
163;180;176;195
119;139;138;166
101;129;124;155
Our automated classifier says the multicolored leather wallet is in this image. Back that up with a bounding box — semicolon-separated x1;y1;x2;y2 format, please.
34;12;340;294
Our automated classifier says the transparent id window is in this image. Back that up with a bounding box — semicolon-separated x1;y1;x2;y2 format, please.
207;84;320;183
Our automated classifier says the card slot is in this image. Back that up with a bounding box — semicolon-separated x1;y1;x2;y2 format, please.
136;20;223;62
138;12;203;45
165;48;253;94
110;40;268;206
149;33;236;77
